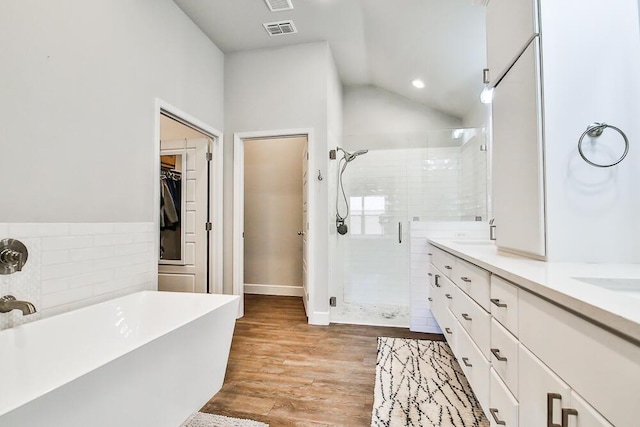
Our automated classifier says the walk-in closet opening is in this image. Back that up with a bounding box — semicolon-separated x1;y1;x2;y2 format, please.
156;105;223;295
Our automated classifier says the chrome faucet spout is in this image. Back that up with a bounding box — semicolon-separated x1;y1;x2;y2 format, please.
0;295;37;315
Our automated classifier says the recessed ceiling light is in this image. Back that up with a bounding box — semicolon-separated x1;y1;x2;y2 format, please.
411;79;425;89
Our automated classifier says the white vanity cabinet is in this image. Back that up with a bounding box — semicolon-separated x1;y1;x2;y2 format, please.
491;38;545;258
427;243;633;427
487;0;640;262
486;0;538;85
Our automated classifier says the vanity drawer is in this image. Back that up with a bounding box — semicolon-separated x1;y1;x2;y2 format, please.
490;318;519;398
490;275;519;337
490;368;518;427
457;323;490;413
453;257;491;311
431;246;455;279
452;285;491;359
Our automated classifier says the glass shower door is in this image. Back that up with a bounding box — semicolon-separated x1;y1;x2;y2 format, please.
331;148;410;327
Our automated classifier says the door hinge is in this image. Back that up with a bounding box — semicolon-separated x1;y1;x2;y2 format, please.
206;152;212;161
205;222;212;231
329;296;336;307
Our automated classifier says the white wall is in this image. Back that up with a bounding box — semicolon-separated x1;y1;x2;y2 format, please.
243;137;306;289
343;85;461;146
540;0;640;262
224;42;340;322
0;0;224;223
0;0;224;320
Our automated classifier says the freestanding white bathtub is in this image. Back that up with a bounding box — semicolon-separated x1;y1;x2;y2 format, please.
0;291;239;427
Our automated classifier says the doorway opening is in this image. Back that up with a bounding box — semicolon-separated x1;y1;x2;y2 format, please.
233;129;315;319
155;100;223;295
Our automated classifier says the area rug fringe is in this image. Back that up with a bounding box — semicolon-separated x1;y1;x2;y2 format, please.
371;337;488;427
181;412;269;427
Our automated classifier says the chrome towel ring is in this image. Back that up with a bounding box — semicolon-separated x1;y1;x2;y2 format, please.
578;123;629;168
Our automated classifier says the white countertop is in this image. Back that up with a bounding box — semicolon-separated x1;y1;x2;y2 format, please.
428;239;640;344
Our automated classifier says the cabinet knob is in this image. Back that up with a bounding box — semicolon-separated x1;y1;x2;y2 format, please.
461;313;472;321
460;276;472;283
462;357;473;367
491;348;508;362
435;275;441;287
428;297;433;302
444;265;453;270
445;294;453;300
445;327;452;335
489;408;506;426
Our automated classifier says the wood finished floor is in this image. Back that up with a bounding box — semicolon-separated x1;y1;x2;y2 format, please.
201;294;443;426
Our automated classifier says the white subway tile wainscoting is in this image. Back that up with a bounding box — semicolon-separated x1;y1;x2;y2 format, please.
0;223;156;330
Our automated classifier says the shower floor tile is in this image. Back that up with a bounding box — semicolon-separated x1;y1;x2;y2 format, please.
331;302;409;327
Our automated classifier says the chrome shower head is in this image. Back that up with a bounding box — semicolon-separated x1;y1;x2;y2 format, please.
337;147;369;163
345;149;368;162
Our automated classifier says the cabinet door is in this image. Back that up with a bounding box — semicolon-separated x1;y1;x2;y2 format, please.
492;38;546;258
518;344;570;427
566;391;614;427
486;0;539;84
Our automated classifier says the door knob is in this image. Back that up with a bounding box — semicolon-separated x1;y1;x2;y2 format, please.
297;231;306;236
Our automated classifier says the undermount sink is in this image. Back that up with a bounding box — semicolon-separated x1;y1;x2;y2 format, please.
573;277;640;299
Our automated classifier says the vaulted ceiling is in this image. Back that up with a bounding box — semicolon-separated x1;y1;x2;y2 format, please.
173;0;486;119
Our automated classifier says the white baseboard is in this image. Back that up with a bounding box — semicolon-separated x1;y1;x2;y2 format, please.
309;310;330;326
244;283;304;297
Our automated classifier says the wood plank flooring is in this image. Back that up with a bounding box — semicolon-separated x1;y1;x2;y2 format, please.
201;294;443;426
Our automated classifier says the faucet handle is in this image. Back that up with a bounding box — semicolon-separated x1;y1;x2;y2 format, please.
0;239;29;275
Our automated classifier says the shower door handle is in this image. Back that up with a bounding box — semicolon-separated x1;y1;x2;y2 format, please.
398;222;402;244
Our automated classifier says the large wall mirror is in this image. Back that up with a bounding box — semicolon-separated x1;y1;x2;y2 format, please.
159;151;186;264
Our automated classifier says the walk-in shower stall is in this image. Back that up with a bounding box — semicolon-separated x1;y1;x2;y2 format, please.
328;128;489;327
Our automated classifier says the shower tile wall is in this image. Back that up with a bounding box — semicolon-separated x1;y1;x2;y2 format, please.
0;223;156;330
340;147;461;310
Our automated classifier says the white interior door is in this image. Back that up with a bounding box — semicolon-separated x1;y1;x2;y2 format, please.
159;138;209;293
301;147;309;315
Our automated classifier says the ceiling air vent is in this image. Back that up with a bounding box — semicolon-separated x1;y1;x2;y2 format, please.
263;20;297;36
263;0;294;12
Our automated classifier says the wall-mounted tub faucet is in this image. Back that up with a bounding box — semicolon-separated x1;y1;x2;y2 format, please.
0;295;37;315
0;239;28;274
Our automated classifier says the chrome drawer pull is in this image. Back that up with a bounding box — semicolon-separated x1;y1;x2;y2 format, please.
445;327;453;335
461;313;472;321
490;408;506;426
460;276;472;283
444;265;453;270
491;298;508;308
445;294;452;300
462;357;472;367
428;297;433;302
435;275;441;287
547;393;563;427
491;348;508;362
561;408;578;427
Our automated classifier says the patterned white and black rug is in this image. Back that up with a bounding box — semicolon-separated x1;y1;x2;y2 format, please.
371;337;488;427
181;412;268;427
